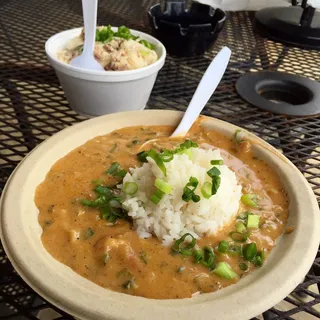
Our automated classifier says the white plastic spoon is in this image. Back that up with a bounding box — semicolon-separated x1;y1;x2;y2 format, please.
70;0;104;71
138;47;231;151
171;46;231;137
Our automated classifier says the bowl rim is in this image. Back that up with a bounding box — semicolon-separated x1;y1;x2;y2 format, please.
45;26;166;77
1;110;319;320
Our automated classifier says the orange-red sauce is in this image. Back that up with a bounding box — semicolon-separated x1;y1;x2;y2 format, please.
35;122;289;299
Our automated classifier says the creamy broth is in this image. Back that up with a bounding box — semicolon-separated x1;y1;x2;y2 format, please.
35;121;289;299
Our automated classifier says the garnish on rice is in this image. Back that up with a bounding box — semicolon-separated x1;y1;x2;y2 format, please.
37;123;288;299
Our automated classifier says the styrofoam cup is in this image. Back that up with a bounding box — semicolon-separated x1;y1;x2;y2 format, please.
45;28;166;117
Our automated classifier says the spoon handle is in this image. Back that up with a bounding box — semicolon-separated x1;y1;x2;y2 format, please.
81;0;98;56
171;46;232;137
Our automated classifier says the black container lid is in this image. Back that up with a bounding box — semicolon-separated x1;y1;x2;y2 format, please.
254;6;320;50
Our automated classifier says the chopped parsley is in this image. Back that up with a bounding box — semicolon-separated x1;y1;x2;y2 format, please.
95;25;155;50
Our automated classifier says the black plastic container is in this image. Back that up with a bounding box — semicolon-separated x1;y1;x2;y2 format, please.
254;6;320;50
148;1;226;57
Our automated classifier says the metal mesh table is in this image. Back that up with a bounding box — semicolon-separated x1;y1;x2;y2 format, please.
0;0;319;319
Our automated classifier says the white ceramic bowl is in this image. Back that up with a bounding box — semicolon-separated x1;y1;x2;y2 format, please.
1;110;319;320
45;28;166;117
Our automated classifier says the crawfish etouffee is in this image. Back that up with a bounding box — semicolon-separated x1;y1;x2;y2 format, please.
35;119;289;299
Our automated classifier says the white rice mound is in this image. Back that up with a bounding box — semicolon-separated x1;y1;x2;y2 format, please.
122;146;242;246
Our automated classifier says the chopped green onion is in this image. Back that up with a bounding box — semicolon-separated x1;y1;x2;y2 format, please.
210;159;224;165
218;240;229;253
211;176;221;195
227;244;242;255
174;140;198;153
206;166;221;195
243;242;257;261
150;195;161;204
171;233;196;256
247;214;260;229
147;149;166;176
236;222;246;233
137;150;149;162
122;182;138;195
193;247;215;270
182;177;200;202
229;231;248;243
81;197;106;208
139;39;155;50
94;185;113;196
260;249;265;260
160;150;174;162
106;162;120;174
138;148;178;175
213;262;238;279
114;169;127;178
100;205;127;222
193;249;204;263
82;183;128;223
192;194;200;202
160;140;197;162
81;197;97;206
150;188;165;204
83;228;94;240
105;162;127;178
201;181;212;199
114;26;138;40
200;247;215;270
96;25;154;50
207;167;221;178
138;140;198;167
139;49;150;59
241;194;258;207
239;262;248;271
154;178;172;194
253;255;263;266
96;25;114;42
252;250;265;266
